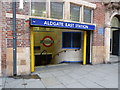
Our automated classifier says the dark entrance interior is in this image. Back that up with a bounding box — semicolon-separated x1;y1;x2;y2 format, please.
33;27;84;67
35;54;52;66
112;30;120;56
86;31;91;64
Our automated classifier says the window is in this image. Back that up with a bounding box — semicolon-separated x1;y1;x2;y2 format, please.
70;4;80;22
84;7;92;23
50;2;64;19
31;0;46;17
62;32;82;49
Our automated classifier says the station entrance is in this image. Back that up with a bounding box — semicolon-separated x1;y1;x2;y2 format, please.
30;18;95;72
31;27;85;67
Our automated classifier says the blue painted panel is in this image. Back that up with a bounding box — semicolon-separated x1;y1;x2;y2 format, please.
30;18;95;30
60;61;82;63
98;28;104;35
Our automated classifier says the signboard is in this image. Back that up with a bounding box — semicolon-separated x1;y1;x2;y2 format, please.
40;36;54;47
30;18;95;30
98;28;104;35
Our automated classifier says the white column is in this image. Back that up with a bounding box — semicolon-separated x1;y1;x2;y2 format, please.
104;11;111;63
104;27;111;63
46;0;50;18
64;1;70;20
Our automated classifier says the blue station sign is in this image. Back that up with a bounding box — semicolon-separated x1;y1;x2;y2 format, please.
30;18;95;30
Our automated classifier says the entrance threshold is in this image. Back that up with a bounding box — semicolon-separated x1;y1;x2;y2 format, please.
34;63;82;73
109;55;119;63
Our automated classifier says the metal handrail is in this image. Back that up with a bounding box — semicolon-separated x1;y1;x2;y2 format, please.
40;50;47;56
52;49;80;59
40;50;48;65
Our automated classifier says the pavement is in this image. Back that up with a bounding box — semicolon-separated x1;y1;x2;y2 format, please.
0;55;119;89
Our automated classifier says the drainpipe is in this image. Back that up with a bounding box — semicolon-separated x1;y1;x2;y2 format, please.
12;0;17;76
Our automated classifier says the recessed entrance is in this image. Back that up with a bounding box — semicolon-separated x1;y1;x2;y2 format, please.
30;27;87;71
30;18;95;72
110;15;120;56
112;30;120;55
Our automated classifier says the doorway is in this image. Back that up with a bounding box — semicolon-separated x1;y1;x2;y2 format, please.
86;31;91;64
112;30;120;56
110;15;120;56
30;27;86;72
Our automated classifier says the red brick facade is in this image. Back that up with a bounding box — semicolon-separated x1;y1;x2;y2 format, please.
0;2;30;74
92;2;105;46
0;1;114;75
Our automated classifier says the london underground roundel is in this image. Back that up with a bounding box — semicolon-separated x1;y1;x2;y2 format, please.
40;36;54;47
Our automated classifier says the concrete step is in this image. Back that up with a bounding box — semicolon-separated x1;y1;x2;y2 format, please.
108;55;120;64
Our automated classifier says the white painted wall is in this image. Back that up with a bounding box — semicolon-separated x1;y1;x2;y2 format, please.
55;49;83;63
104;11;111;62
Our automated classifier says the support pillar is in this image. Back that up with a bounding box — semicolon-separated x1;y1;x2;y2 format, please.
83;31;87;65
30;28;35;72
104;27;111;63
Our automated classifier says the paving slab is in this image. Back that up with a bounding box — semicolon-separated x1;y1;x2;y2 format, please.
90;71;108;78
66;82;87;88
56;75;77;86
1;61;118;89
68;73;84;80
50;71;66;77
78;78;104;88
41;77;61;87
96;79;118;88
46;84;66;88
25;79;45;88
4;79;24;88
38;72;53;78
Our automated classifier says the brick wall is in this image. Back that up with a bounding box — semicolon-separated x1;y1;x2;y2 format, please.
93;2;105;46
6;18;30;48
1;1;31;75
92;2;106;64
1;2;7;74
0;0;2;76
1;1;108;74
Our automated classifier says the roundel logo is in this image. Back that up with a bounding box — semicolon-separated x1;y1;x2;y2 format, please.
40;36;54;47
